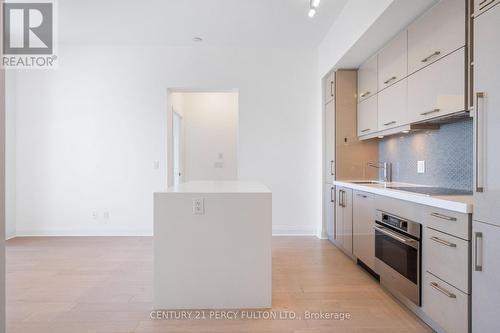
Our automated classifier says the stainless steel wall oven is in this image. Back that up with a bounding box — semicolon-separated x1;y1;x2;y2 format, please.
374;210;422;306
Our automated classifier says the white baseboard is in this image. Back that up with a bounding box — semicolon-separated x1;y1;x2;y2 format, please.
14;229;153;237
14;227;318;238
5;232;16;240
272;225;317;236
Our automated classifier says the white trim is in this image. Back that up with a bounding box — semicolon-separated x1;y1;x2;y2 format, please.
14;229;153;237
272;225;316;236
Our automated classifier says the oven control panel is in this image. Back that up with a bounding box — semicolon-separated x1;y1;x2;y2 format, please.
375;210;421;239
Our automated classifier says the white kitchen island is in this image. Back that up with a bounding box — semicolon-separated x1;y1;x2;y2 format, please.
154;181;272;309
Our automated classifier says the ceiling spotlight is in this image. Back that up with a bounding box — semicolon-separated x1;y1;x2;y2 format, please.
308;8;316;18
378;135;385;139
311;0;321;8
402;130;410;134
192;37;203;42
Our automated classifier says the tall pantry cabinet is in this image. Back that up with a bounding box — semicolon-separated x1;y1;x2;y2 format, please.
323;70;378;253
472;1;500;332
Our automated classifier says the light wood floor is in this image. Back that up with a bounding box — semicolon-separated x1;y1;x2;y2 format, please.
6;237;432;333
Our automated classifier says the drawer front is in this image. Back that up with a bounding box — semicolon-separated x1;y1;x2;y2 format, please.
378;30;407;92
377;78;407;130
358;95;378;136
408;0;465;74
425;227;469;293
408;48;466;124
424;206;470;240
424;272;469;333
358;55;377;103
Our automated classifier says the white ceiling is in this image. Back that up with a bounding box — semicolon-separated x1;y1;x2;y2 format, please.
58;0;349;48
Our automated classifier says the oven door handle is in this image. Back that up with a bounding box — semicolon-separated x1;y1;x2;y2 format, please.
374;225;418;246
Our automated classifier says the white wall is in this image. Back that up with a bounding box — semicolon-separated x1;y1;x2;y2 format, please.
0;49;6;333
318;0;394;77
9;45;320;236
179;92;238;182
5;73;16;239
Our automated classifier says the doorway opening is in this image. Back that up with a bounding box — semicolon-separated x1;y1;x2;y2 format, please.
167;90;239;187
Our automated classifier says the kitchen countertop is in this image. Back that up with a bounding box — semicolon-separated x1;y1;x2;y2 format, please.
334;180;473;214
165;181;271;194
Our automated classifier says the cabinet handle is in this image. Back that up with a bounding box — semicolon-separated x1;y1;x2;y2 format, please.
383;121;397;126
430;282;456;298
474;232;483;271
421;51;441;63
338;190;343;207
330;81;334;97
479;0;495;11
430;212;457;221
476;92;485;192
430;236;456;248
360;91;371;98
330;160;335;176
330;187;335;203
361;128;371;133
356;193;367;198
420;108;441;116
383;76;397;85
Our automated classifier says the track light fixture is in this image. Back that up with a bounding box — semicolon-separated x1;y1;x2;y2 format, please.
308;0;321;18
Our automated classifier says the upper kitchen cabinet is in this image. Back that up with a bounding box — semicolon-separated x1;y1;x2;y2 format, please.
378;31;407;92
378;79;408;130
358;55;377;103
358;96;378;137
408;48;466;123
408;0;465;74
325;71;335;105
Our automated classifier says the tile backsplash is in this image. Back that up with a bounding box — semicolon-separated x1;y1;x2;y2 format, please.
378;118;473;190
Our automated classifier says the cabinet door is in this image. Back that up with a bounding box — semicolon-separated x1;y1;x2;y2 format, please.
424;272;469;333
324;101;335;183
358;96;378;136
378;30;407;91
378;78;407;130
335;187;344;248
324;184;335;240
425;227;469;293
408;48;465;123
408;0;465;74
342;188;353;255
472;221;500;333
353;191;375;270
325;72;335;105
358;55;377;103
473;3;500;227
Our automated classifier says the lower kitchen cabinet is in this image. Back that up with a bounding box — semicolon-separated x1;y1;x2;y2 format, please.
425;227;469;293
424;272;469;333
472;220;500;333
335;186;353;255
324;184;335;241
353;191;375;270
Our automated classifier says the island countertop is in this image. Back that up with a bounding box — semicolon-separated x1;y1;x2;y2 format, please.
163;181;271;194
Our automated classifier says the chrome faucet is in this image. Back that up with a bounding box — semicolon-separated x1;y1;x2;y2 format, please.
367;162;392;183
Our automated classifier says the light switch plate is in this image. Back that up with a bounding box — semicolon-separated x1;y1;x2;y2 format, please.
417;160;425;174
193;198;205;215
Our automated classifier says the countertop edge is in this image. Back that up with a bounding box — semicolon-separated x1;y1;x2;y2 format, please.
333;181;473;214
